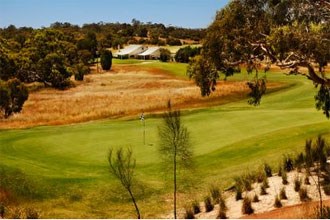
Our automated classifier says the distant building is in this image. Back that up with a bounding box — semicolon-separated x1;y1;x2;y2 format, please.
138;47;161;60
114;45;147;59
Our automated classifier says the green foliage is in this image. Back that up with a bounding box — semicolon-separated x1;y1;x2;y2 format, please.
209;185;221;204
242;197;254;215
100;50;113;71
0;79;28;118
166;38;182;46
280;187;287;200
283;155;294;172
263;163;272;177
247;78;267;106
187;55;218;96
174;46;200;63
73;63;89;81
204;196;214;212
159;48;171;62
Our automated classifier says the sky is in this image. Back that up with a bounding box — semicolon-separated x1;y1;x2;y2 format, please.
0;0;229;29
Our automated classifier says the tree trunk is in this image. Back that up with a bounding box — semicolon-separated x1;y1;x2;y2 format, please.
128;188;141;219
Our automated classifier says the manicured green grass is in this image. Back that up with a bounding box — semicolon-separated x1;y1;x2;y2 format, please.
1;68;330;218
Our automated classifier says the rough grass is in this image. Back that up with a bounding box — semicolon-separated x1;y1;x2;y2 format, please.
0;64;275;129
1;64;330;217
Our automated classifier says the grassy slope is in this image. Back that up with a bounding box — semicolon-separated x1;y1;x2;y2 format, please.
1;64;330;218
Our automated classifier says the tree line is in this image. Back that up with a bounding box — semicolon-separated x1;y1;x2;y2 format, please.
0;20;204;118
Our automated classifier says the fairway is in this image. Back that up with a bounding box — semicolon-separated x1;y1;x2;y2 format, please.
1;70;330;218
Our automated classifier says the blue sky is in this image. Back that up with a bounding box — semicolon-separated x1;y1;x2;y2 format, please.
0;0;229;29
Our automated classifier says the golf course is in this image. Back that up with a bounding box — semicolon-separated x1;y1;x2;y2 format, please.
1;61;330;218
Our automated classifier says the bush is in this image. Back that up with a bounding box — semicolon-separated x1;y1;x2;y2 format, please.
218;209;227;219
174;46;201;63
159;48;171;62
235;185;243;201
204;196;214;212
184;206;195;219
260;185;267;195
304;175;310;185
0;79;29;118
219;195;227;212
100;50;112;70
262;178;269;188
294;152;305;172
283;155;294;172
294;176;302;192
192;200;200;214
210;185;221;204
253;194;259;202
282;170;288;185
242;197;254;215
280;187;288;200
299;187;309;202
25;207;40;219
274;195;282;208
264;163;272;177
278;164;282;177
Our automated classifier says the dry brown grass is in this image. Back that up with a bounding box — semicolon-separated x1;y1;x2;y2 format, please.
0;65;282;129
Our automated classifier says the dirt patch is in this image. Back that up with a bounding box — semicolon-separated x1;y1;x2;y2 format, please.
0;65;283;129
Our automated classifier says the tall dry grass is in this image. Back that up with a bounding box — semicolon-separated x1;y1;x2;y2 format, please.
0;66;282;129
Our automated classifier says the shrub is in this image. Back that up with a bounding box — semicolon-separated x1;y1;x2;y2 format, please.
25;207;40;219
192;201;200;214
282;170;288;185
210;185;220;204
256;170;265;183
253;194;259;202
278;164;282;177
235;185;243;201
294;176;302;192
159;48;171;62
283;155;294;172
294;152;305;171
262;178;269;188
100;50;112;70
299;187;309;202
280;187;288;200
304;175;310;185
219;195;227;212
274;195;282;208
204;196;214;212
260;185;267;195
218;196;228;219
184;206;195;219
242;197;254;215
218;209;227;219
264;163;272;177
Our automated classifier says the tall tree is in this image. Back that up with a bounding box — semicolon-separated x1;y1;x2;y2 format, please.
158;101;193;219
108;147;141;219
0;79;28;118
100;50;113;71
188;0;330;117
